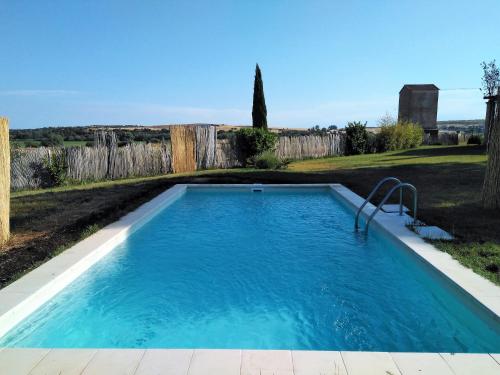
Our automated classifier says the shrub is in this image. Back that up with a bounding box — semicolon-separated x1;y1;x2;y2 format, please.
236;128;278;164
366;132;377;154
345;121;368;155
43;152;67;186
376;121;423;152
467;135;482;145
24;140;39;148
41;133;64;147
255;151;282;169
407;122;424;148
376;126;393;152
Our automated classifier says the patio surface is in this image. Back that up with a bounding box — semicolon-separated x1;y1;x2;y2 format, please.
1;348;499;375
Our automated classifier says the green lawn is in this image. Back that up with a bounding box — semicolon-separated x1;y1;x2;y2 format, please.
289;145;486;171
2;144;499;287
10;140;89;147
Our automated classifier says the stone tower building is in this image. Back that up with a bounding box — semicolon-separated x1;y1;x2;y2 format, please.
398;84;439;134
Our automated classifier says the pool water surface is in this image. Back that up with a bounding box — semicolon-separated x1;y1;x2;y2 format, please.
1;187;498;352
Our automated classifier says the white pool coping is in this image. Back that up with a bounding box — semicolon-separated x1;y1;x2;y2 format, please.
1;348;499;375
0;183;499;374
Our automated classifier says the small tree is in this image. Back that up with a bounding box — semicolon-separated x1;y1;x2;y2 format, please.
481;60;500;97
481;60;500;146
377;113;396;127
252;64;268;130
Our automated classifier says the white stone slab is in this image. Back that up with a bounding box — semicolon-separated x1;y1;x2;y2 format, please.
81;349;145;375
0;348;50;375
30;348;97;375
440;353;500;374
341;351;401;375
414;226;454;240
382;204;409;213
0;349;497;375
292;350;347;375
135;349;193;375
241;350;293;375
491;353;500;365
188;349;241;375
391;352;453;374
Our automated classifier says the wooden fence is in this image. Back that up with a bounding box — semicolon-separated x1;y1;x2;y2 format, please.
276;132;345;160
216;138;242;168
10;128;346;190
423;131;459;145
11;141;172;190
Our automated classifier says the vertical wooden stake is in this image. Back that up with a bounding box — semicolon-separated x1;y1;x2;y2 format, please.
0;117;10;245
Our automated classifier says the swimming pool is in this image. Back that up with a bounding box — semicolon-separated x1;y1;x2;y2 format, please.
0;185;498;352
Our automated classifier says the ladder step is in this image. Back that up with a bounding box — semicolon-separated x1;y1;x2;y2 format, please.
382;204;409;213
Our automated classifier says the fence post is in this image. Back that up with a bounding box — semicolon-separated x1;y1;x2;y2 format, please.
170;125;197;173
0;117;10;246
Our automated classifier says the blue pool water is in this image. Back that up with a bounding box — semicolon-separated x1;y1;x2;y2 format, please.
1;187;499;351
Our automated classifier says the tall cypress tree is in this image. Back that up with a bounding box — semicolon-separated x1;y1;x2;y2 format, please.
252;64;268;130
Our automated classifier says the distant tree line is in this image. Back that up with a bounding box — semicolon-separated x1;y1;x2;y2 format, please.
10;126;171;147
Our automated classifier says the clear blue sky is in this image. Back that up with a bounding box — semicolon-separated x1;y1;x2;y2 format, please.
1;0;499;129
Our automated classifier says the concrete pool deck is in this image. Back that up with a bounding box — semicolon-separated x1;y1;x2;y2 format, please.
0;184;499;374
1;348;499;374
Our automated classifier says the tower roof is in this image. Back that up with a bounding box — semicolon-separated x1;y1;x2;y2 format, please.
400;84;439;93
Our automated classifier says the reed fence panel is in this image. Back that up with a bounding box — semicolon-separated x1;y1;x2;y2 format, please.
10;130;346;190
216;138;242;168
214;132;346;168
276;132;345;160
0;117;10;244
196;125;217;169
170;125;197;173
423;131;459;145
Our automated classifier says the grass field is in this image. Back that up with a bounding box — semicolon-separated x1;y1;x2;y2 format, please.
289;145;486;170
11;140;89;147
1;144;498;287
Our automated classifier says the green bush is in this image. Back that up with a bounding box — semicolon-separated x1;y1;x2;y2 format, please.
467;135;482;145
345;121;368;155
366;132;377;154
43;152;67;186
255;151;282;169
376;121;423;152
41;133;64;147
236;128;278;164
24;140;39;148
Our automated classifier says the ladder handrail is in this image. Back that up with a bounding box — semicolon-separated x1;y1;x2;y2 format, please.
365;183;418;232
355;177;402;229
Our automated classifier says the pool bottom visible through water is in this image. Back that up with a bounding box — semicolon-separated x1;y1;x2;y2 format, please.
1;187;499;352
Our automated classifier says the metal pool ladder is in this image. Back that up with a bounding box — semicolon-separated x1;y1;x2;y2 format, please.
355;177;418;232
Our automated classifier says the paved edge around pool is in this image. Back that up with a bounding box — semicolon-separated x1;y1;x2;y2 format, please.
0;348;499;374
0;183;498;374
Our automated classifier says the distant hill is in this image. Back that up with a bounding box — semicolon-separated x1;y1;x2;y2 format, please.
437;119;484;133
9;123;312;147
10;120;486;147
